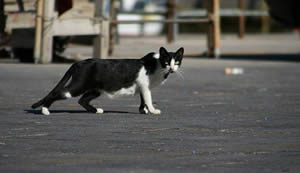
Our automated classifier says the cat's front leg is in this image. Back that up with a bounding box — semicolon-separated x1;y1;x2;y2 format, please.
139;93;149;114
140;88;161;115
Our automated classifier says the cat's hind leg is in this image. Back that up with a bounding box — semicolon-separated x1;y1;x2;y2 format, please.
41;89;71;115
78;90;103;114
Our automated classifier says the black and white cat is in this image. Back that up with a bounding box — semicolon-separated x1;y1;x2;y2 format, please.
32;47;184;115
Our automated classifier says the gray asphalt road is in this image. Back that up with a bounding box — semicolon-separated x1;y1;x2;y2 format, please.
0;58;300;173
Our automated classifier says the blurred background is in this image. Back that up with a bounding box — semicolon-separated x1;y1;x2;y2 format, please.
0;0;299;62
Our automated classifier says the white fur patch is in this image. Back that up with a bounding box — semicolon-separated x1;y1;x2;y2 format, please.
153;53;160;59
170;58;175;67
173;65;179;71
151;109;161;114
104;84;137;98
170;58;175;71
41;107;50;115
143;107;149;114
136;67;150;88
96;108;104;114
64;92;72;98
137;63;167;89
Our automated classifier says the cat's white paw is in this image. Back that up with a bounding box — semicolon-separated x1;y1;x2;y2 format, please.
150;109;161;115
143;107;149;114
139;107;149;114
96;108;104;114
41;107;50;115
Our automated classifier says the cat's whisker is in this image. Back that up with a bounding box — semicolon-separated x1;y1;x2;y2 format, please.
175;70;185;80
178;68;185;74
160;69;169;75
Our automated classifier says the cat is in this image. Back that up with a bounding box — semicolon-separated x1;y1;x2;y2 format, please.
31;47;184;115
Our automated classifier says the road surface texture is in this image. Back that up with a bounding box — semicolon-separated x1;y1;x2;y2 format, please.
1;58;300;173
1;34;300;172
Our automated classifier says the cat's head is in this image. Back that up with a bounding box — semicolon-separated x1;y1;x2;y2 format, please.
159;47;184;73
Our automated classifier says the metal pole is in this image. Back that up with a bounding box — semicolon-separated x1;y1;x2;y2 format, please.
167;0;175;43
94;0;110;59
16;0;24;12
34;0;43;64
206;0;221;58
0;0;7;37
238;0;246;39
40;0;55;64
261;1;270;33
108;0;116;56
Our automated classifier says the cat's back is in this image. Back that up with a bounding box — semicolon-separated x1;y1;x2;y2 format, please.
73;58;142;72
92;58;143;76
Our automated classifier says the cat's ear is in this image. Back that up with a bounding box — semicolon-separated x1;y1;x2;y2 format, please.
159;47;169;57
175;47;184;60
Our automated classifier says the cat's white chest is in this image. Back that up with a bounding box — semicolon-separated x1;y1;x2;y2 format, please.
104;84;137;98
136;66;166;89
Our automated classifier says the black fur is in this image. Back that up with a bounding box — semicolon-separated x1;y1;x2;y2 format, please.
141;52;158;75
32;58;143;110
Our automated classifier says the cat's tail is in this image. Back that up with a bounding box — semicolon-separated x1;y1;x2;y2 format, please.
31;65;74;109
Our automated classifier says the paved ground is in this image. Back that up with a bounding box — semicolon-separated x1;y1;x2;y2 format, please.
0;57;300;173
1;34;300;172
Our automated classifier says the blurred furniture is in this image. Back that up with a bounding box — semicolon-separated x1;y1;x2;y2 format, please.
34;0;109;63
5;0;222;63
110;0;221;58
177;0;269;39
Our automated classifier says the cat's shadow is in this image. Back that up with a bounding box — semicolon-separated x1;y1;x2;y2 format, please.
24;109;139;115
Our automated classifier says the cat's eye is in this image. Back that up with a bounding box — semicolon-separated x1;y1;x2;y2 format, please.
175;62;180;65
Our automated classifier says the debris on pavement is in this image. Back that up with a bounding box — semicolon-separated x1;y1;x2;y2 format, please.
225;67;244;75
